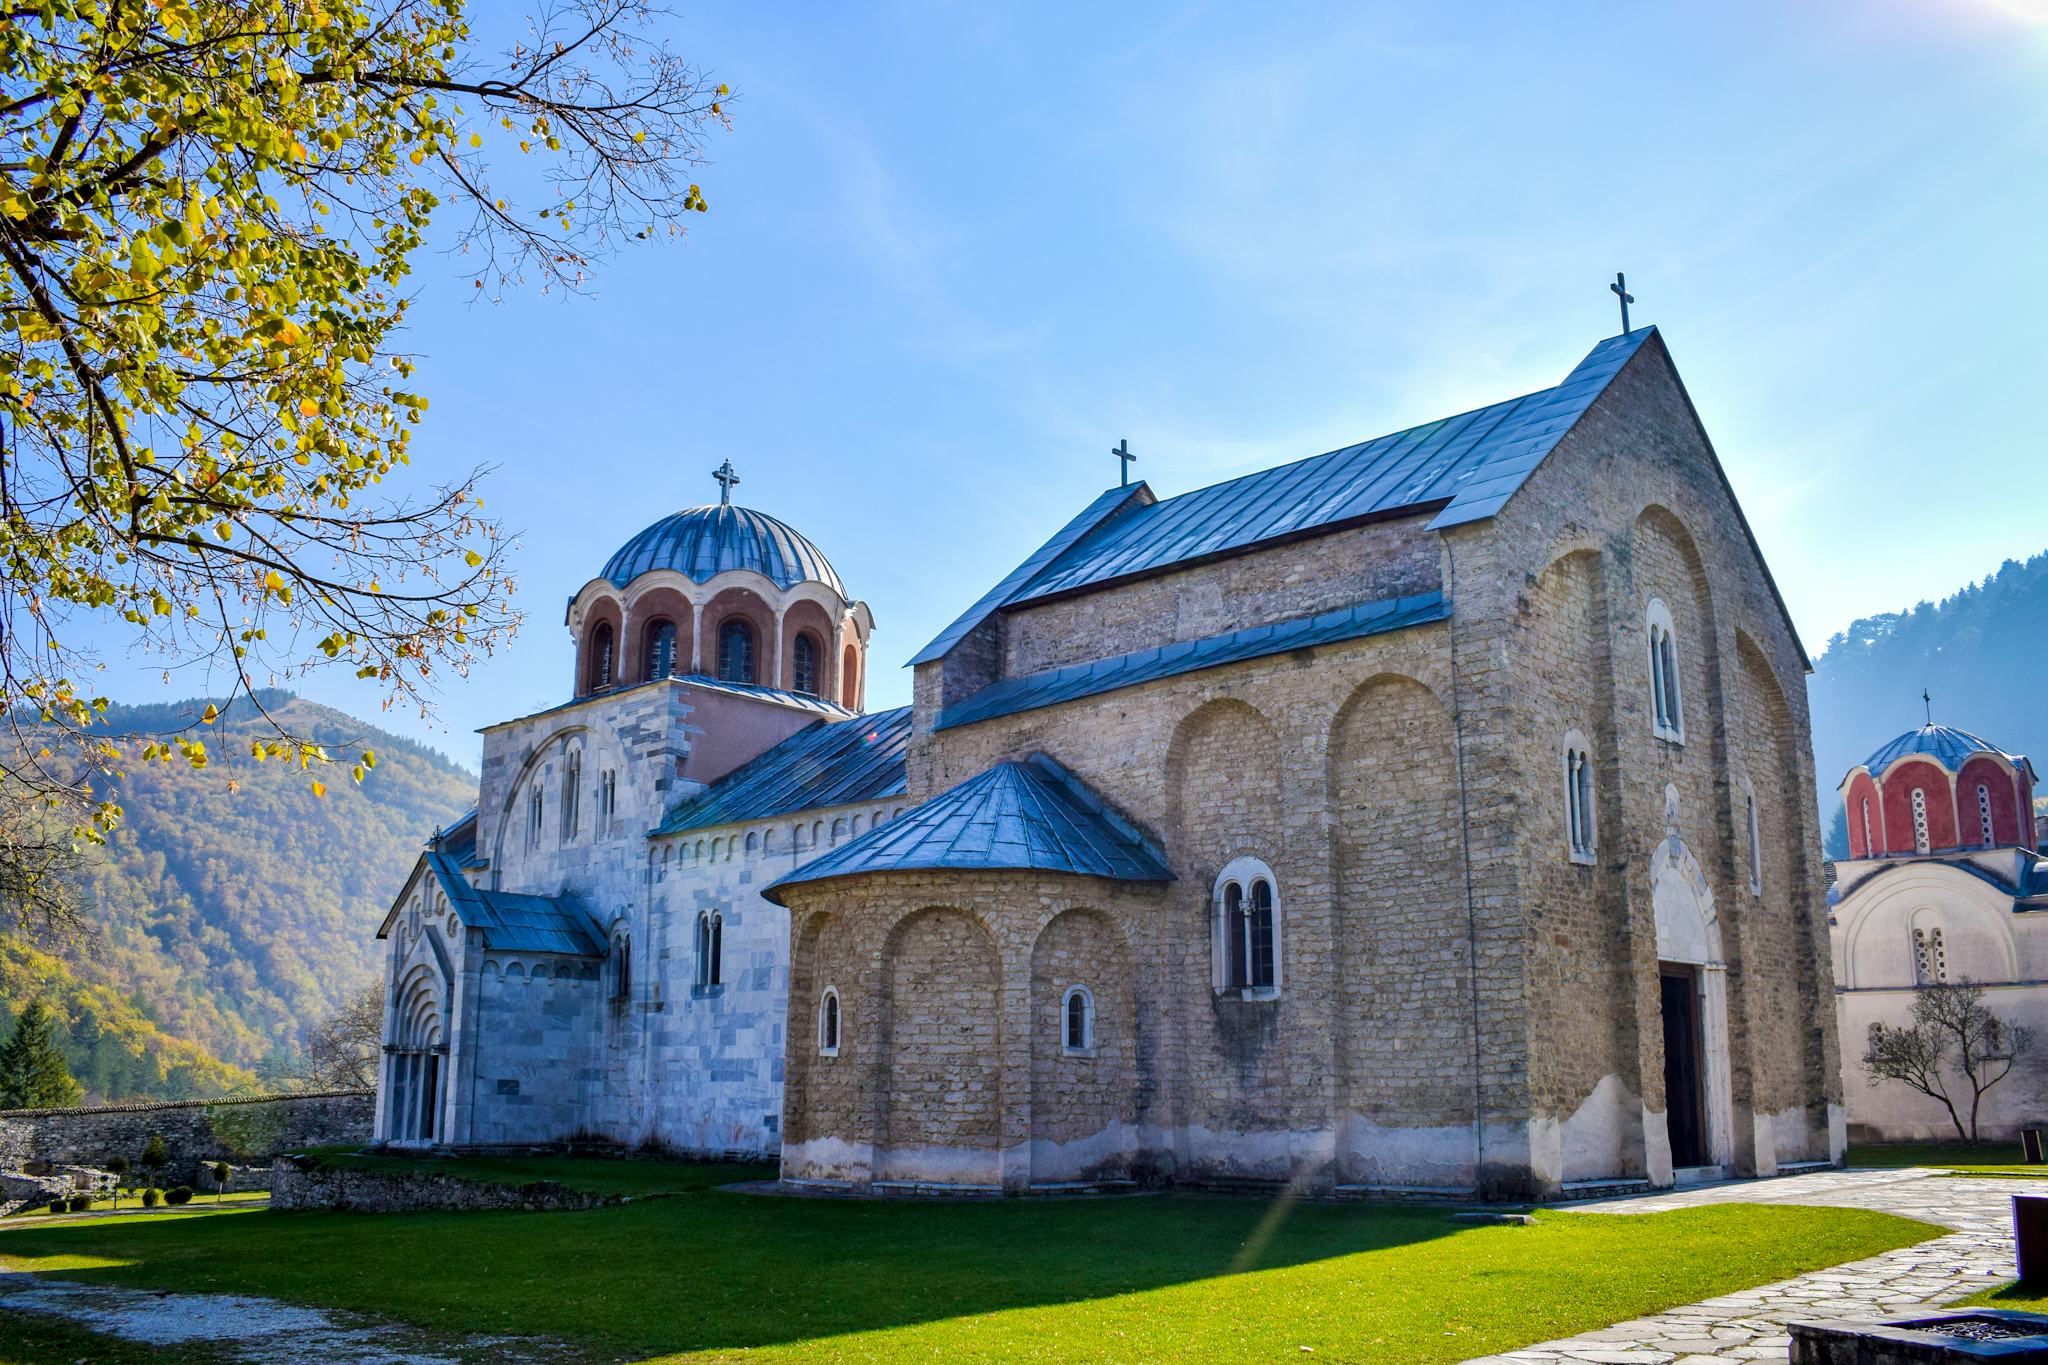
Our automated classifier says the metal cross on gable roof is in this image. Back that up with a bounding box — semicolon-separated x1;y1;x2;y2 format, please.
712;458;741;505
1610;272;1635;334
1112;438;1137;487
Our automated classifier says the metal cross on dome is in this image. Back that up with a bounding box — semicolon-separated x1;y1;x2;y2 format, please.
712;458;741;505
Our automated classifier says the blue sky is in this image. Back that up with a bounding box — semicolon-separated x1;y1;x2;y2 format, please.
93;1;2048;765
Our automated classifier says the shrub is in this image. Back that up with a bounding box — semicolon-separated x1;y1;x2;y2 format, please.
66;1194;91;1212
165;1186;194;1206
46;1198;65;1214
140;1187;161;1207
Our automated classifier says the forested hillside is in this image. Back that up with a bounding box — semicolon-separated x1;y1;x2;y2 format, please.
1809;550;2048;839
0;690;474;1096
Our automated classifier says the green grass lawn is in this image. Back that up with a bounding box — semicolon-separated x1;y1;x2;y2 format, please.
1849;1140;2048;1177
0;1160;1942;1365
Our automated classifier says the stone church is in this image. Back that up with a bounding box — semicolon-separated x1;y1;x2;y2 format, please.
374;326;1841;1200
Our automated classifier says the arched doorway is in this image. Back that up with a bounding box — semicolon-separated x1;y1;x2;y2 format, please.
1649;808;1734;1180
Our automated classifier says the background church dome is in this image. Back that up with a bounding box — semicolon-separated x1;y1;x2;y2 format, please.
600;503;846;597
1859;723;2021;777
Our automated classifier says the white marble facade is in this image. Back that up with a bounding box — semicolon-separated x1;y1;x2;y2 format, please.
373;495;908;1156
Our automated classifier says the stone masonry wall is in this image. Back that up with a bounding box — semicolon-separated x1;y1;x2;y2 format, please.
999;514;1443;678
0;1092;372;1185
271;1160;615;1212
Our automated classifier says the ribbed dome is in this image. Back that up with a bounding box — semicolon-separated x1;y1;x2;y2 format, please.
1861;724;2016;776
600;504;845;596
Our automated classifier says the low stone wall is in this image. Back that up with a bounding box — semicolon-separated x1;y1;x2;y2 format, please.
270;1160;616;1213
0;1091;372;1187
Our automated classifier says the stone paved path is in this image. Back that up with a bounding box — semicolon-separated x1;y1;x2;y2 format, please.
1464;1168;2028;1364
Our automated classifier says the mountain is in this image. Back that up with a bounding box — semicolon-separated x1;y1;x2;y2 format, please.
0;938;253;1101
1;689;474;1095
1808;550;2048;843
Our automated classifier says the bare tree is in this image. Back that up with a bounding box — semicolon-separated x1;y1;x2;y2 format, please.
1863;980;2034;1141
297;985;384;1091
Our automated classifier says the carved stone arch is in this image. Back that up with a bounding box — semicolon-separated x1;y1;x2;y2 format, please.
1838;865;2021;989
874;905;1003;1183
1027;906;1136;1183
1326;672;1469;1184
1164;697;1285;874
489;725;593;871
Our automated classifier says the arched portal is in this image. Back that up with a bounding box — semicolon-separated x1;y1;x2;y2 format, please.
1648;811;1734;1181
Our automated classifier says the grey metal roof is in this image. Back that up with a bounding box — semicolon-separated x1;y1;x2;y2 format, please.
656;707;912;836
763;754;1173;905
599;503;846;595
911;331;1654;664
937;591;1449;732
907;485;1152;666
1856;724;2034;782
424;852;605;956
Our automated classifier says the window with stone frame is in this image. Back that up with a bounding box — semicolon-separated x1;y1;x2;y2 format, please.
717;618;756;684
1911;787;1931;855
609;931;632;1001
644;619;678;681
1645;598;1684;743
1912;925;1947;985
588;621;614;692
527;784;544;849
1215;860;1279;995
597;769;617;835
695;911;723;989
1979;783;1996;847
792;632;820;696
818;987;840;1055
561;751;581;843
1562;733;1596;864
1062;985;1094;1055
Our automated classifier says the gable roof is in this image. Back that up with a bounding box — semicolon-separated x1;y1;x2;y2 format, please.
378;848;605;957
762;754;1172;905
937;591;1448;732
656;707;913;836
911;330;1657;663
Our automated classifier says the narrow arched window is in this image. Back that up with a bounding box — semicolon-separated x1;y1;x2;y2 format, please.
818;988;841;1055
527;785;544;848
1062;985;1094;1054
1861;797;1875;858
1562;734;1595;863
695;912;724;985
1745;791;1762;894
561;751;581;842
718;619;756;684
1215;860;1280;994
645;619;677;681
1979;783;1995;847
610;933;631;1001
1912;925;1947;984
589;622;614;692
1645;599;1683;742
1911;787;1931;855
793;633;819;695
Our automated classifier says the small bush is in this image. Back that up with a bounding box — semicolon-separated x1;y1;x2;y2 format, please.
140;1187;161;1208
165;1186;194;1206
66;1194;92;1212
46;1198;65;1214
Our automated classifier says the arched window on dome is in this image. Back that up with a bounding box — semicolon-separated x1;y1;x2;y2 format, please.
587;622;615;694
1860;797;1875;859
1978;783;1995;848
841;643;860;710
644;619;677;681
792;632;820;696
718;619;756;684
1911;787;1931;855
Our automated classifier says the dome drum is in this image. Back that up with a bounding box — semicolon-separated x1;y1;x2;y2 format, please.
1839;724;2037;859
